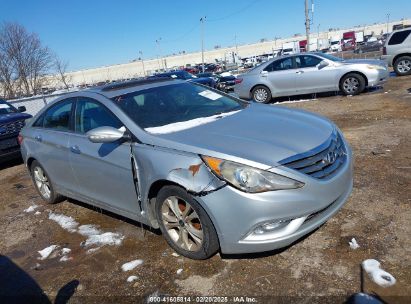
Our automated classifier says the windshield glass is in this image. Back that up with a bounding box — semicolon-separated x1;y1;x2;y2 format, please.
331;41;339;45
315;53;344;62
111;82;247;130
0;100;18;115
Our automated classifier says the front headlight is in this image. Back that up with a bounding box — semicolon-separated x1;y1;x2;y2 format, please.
202;156;304;193
367;64;386;70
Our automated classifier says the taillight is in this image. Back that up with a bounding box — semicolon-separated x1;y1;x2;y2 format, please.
234;78;243;84
18;134;23;145
382;46;387;55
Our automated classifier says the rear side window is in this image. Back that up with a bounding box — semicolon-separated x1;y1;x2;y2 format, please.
295;55;322;68
43;99;73;131
75;97;122;133
264;58;293;72
388;30;411;45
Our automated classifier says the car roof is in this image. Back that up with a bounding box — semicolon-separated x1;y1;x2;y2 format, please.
86;77;184;99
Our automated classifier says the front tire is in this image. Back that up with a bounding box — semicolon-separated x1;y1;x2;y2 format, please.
155;186;219;260
251;85;272;103
393;56;411;76
30;160;63;204
340;73;366;96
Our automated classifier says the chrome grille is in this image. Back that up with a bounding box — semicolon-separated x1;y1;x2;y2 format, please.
280;132;346;179
0;120;25;137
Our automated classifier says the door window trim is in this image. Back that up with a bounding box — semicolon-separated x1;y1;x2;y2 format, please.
36;98;76;133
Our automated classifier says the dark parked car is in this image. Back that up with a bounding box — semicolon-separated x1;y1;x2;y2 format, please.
153;70;216;88
354;41;382;54
0;99;32;161
197;73;237;92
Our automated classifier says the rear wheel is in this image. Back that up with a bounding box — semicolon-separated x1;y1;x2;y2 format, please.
393;56;411;76
155;185;219;259
340;73;366;95
30;160;62;204
251;85;272;103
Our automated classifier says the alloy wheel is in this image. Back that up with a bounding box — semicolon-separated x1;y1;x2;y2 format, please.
254;88;268;102
33;166;51;199
397;59;411;73
343;77;360;94
161;196;203;251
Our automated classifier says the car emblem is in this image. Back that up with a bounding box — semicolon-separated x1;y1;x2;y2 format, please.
323;150;337;165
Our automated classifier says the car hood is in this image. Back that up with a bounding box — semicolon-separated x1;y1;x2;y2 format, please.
150;103;335;168
341;59;386;66
189;78;212;84
0;112;32;124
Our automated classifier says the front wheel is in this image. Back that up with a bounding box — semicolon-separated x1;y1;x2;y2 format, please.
155;186;219;259
393;56;411;76
251;85;272;103
340;73;366;96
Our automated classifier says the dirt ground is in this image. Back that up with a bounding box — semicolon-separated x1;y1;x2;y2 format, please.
0;74;410;304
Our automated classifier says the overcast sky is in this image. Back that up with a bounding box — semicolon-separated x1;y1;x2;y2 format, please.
1;0;410;70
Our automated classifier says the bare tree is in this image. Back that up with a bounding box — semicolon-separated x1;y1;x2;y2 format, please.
53;54;71;89
0;22;52;98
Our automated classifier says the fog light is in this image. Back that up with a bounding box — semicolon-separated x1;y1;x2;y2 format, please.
254;220;290;235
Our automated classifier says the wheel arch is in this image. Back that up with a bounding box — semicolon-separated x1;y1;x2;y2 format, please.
339;71;368;87
393;53;411;66
249;84;272;99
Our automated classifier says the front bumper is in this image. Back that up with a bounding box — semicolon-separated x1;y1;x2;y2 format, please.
367;68;390;87
196;145;353;254
0;135;21;161
380;55;394;67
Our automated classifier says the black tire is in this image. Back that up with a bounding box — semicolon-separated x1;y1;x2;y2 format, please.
339;73;366;96
251;85;272;103
155;185;219;259
30;160;63;204
393;56;411;76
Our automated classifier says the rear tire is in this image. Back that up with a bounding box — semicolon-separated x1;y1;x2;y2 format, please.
155;185;219;260
251;85;272;103
30;160;63;204
393;56;411;76
340;73;366;96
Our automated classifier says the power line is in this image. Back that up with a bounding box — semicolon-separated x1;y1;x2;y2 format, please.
207;0;262;22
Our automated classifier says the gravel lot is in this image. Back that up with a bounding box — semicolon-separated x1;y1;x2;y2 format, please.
0;74;410;303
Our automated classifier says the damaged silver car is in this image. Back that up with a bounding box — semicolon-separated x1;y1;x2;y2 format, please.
20;79;353;259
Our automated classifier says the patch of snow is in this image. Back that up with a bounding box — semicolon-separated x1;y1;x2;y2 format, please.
274;99;317;105
121;259;144;271
83;232;124;247
362;259;396;287
78;224;101;236
171;252;180;257
145;110;242;134
38;245;59;260
35;211;41;215
24;204;38;213
48;212;79;232
177;268;183;275
349;238;360;249
127;275;138;282
59;255;72;262
61;248;71;255
86;247;100;254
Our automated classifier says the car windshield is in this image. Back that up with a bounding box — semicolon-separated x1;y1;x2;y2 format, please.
111;82;247;130
0;100;18;114
331;41;339;45
315;53;344;62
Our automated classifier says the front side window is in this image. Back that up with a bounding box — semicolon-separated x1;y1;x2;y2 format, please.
295;55;322;68
388;30;411;45
111;82;246;129
43;99;73;131
264;58;293;72
75;98;122;133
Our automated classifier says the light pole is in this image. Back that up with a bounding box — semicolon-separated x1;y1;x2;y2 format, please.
317;23;320;51
386;13;390;34
200;16;206;73
305;0;311;51
156;38;163;71
139;51;146;77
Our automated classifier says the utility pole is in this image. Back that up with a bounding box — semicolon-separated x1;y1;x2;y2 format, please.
317;23;320;51
156;38;163;71
386;13;390;34
139;51;146;77
234;34;239;64
200;16;206;73
305;0;311;51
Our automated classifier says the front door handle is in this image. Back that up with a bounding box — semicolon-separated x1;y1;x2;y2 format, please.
70;145;81;154
35;135;42;142
296;70;304;74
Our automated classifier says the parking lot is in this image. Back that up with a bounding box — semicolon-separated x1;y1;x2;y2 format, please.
1;74;410;303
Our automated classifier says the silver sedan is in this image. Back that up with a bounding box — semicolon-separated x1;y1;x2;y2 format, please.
234;53;389;103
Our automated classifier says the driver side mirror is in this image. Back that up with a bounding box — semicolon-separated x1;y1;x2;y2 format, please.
261;70;268;77
87;126;130;143
18;106;26;112
318;60;329;70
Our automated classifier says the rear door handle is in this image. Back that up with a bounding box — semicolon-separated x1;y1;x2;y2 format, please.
35;135;42;142
70;145;81;154
296;70;304;74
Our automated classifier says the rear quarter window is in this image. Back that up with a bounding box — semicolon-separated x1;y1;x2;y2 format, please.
388;30;411;45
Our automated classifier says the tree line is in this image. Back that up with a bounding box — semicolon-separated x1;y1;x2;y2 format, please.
0;22;70;99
